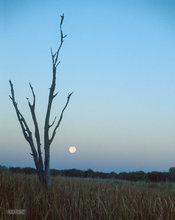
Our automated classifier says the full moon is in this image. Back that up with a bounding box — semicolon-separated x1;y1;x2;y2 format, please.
69;146;76;154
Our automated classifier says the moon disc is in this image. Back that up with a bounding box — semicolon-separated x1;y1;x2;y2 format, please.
69;146;76;153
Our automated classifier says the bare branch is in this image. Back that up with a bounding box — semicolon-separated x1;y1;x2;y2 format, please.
53;92;58;98
63;34;68;39
50;48;53;56
29;83;36;106
44;13;67;150
49;116;57;128
60;13;64;26
54;14;65;66
50;48;56;63
27;83;44;173
9;81;40;177
49;92;73;144
9;80;31;141
55;61;60;68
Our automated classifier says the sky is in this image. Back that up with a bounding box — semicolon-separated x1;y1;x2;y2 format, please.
0;0;175;173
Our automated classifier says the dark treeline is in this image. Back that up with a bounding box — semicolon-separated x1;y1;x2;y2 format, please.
1;165;175;182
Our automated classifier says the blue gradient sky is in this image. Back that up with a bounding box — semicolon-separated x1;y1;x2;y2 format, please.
1;0;175;173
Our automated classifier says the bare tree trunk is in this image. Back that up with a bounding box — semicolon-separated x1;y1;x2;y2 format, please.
9;14;73;187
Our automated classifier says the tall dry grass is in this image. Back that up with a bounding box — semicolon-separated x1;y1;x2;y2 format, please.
0;170;175;220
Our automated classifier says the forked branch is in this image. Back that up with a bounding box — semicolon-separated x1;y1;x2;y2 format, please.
9;80;31;141
9;80;41;180
49;92;73;144
44;13;71;148
27;83;44;172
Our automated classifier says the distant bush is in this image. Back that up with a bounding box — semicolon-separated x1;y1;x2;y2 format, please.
23;167;36;175
2;165;174;182
169;167;175;181
9;167;23;174
118;171;146;181
146;172;169;182
0;165;7;172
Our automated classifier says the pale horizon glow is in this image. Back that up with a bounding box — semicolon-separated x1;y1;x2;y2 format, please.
0;0;175;173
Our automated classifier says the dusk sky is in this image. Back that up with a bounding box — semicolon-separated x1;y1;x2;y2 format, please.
1;0;175;173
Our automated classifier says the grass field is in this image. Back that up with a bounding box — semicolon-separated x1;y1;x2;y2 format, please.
0;171;175;220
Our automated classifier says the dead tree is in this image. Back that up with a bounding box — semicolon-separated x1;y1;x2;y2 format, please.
9;14;73;186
